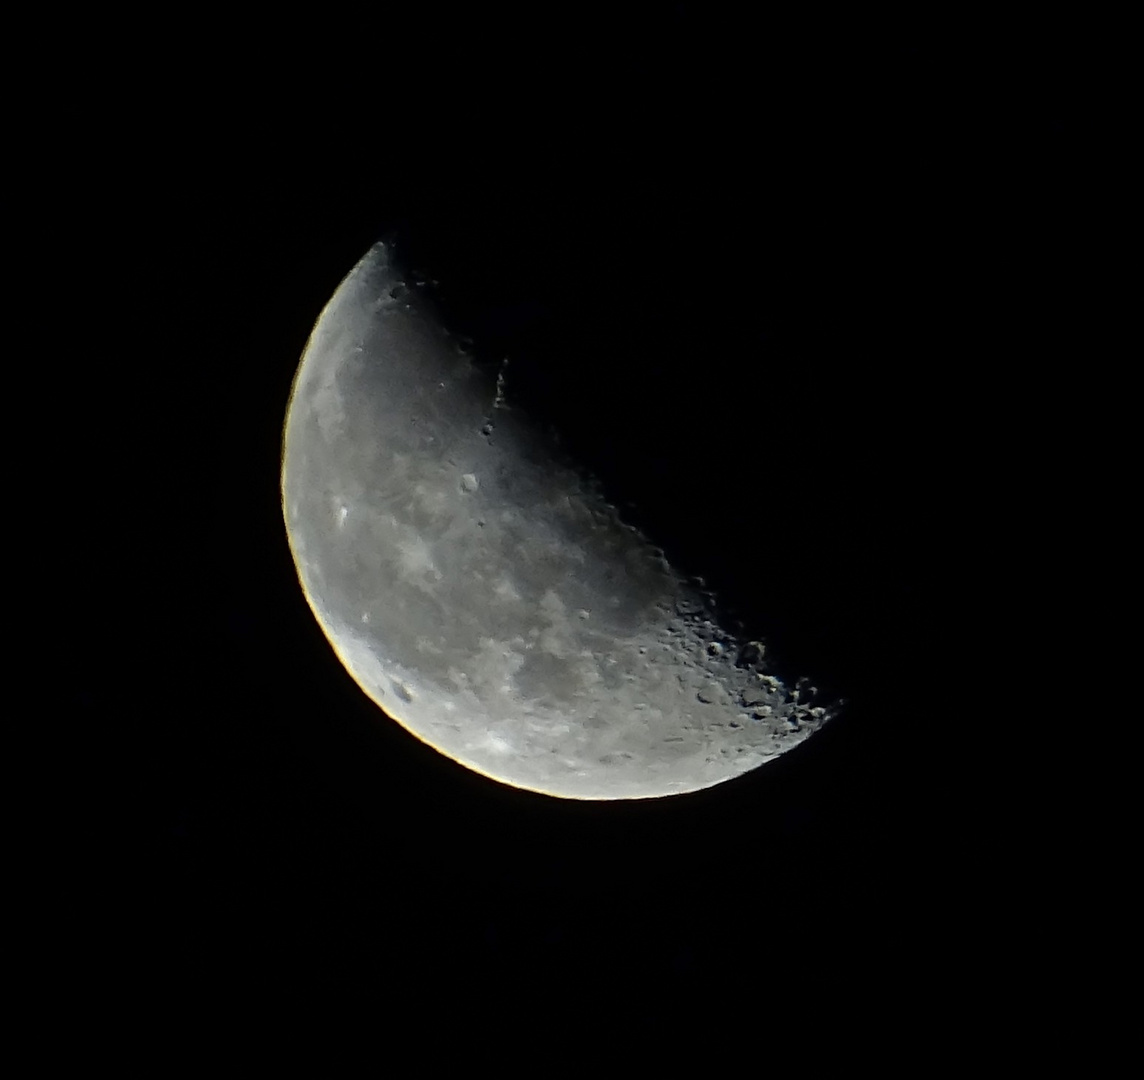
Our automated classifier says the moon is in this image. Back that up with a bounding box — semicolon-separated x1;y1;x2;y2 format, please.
281;243;837;799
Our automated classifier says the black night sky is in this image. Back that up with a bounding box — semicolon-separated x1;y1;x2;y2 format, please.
67;8;1077;1034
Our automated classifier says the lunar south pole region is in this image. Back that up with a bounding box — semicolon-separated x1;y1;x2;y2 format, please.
281;243;838;799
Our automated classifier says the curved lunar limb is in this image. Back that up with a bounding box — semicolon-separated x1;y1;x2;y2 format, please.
282;243;837;799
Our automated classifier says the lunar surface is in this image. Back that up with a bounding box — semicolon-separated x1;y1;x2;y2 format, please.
282;243;837;799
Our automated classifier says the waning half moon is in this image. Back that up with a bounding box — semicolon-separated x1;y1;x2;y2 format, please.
281;243;836;799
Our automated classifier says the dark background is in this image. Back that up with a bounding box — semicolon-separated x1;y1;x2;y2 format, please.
64;6;1081;1031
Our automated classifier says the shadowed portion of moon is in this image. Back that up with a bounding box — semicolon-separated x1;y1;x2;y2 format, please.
282;243;837;799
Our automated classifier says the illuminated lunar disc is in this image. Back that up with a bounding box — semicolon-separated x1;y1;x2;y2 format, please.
281;243;835;799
